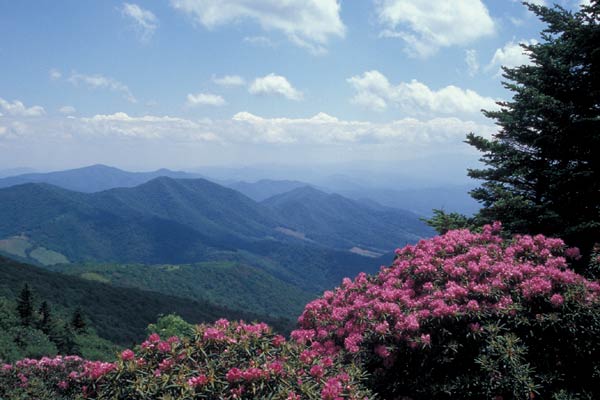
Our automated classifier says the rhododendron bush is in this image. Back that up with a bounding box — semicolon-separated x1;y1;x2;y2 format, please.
2;225;599;399
294;224;600;399
1;320;372;399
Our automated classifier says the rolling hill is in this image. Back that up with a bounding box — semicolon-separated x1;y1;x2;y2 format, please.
262;186;434;254
0;176;430;319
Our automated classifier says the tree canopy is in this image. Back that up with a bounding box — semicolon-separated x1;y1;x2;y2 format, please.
466;1;600;263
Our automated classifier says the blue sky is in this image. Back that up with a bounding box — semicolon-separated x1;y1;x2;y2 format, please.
0;0;589;173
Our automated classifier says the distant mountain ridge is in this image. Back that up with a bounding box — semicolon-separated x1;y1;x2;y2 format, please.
263;186;434;252
0;176;430;263
0;164;203;193
226;179;310;202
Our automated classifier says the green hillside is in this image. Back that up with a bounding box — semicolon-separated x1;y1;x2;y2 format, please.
0;255;293;345
47;259;315;318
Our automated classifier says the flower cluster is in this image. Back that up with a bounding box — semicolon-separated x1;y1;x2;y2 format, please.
294;223;598;359
292;224;600;399
101;320;371;399
0;355;113;399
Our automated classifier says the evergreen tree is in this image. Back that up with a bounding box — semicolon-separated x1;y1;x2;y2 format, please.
54;322;79;355
466;1;600;262
71;307;86;333
38;301;53;334
422;209;474;235
16;284;34;327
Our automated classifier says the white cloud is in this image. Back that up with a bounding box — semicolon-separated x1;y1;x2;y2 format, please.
465;49;479;76
249;73;303;100
49;68;62;80
79;112;219;141
59;105;76;115
375;0;495;58
170;0;345;53
231;111;495;145
527;0;547;5
186;92;226;106
486;39;537;76
121;3;158;41
1;109;494;150
243;35;277;47
580;0;592;7
347;70;498;114
68;72;137;103
0;97;45;117
213;75;246;87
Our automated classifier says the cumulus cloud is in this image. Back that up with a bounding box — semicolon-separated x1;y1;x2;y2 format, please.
59;105;76;115
121;3;158;41
1;110;494;150
186;92;227;106
213;75;246;87
78;112;219;141
231;111;496;145
486;39;537;76
375;0;495;58
68;72;137;103
49;68;62;80
347;70;498;114
249;73;303;100
170;0;345;53
0;97;45;117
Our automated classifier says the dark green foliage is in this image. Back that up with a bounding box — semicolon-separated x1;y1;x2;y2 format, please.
466;1;600;261
71;308;86;333
37;301;52;334
54;322;80;355
16;284;33;327
0;255;294;346
0;294;116;363
146;313;195;339
48;260;316;318
422;209;475;234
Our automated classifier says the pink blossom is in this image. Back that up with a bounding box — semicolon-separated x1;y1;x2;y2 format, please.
120;349;135;361
550;293;564;307
187;374;208;387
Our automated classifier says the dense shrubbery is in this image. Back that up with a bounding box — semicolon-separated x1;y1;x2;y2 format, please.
294;223;600;399
2;226;599;399
1;321;372;399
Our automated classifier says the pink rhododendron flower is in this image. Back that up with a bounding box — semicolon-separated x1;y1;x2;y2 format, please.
120;349;135;361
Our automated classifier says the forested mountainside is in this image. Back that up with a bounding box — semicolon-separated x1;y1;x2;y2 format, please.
0;255;293;346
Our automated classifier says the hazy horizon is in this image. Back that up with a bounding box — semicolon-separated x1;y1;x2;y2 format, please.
1;1;587;177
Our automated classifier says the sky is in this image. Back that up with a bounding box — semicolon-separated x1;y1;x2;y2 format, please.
0;0;591;175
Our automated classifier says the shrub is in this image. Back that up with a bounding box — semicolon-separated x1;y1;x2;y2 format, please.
294;223;600;399
1;321;372;399
0;356;113;400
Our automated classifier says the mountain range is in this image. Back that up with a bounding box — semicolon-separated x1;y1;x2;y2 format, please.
0;164;446;322
0;164;480;216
